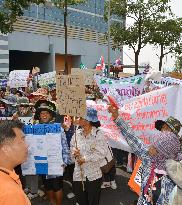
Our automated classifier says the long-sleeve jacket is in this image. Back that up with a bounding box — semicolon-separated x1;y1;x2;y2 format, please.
115;117;175;205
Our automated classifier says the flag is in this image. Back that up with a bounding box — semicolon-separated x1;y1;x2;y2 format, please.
80;62;87;69
96;56;105;71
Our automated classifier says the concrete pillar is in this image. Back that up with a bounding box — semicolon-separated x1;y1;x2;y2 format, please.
49;44;55;71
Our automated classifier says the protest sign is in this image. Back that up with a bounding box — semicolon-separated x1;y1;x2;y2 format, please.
0;79;7;88
154;76;182;87
38;71;56;87
71;68;102;85
119;85;182;143
86;100;132;152
56;74;86;117
9;70;30;88
0;117;32;124
87;84;182;150
128;160;142;195
94;75;146;101
21;123;64;175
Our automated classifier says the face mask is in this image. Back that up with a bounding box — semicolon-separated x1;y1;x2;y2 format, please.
19;107;29;115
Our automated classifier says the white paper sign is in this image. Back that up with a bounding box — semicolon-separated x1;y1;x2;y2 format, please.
9;70;30;88
21;124;64;176
38;71;56;87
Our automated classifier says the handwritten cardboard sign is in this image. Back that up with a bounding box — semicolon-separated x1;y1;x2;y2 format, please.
71;68;102;85
9;70;30;88
56;74;86;117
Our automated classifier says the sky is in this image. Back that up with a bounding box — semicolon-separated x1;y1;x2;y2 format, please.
123;0;182;73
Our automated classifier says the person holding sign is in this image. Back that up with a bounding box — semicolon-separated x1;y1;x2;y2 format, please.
34;100;71;205
0;120;30;205
70;107;110;205
108;105;182;205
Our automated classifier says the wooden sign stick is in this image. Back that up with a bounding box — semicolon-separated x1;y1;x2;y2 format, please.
73;116;85;191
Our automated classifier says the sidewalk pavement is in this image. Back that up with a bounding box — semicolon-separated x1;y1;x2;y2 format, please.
32;168;138;205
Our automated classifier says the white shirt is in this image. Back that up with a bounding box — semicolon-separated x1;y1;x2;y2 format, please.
70;127;108;181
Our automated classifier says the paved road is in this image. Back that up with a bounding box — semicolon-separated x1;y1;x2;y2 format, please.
32;169;138;205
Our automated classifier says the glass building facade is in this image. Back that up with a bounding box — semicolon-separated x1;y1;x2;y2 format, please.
23;0;123;34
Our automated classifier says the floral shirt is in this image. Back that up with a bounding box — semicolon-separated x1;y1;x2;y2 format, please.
115;117;175;205
70;127;108;181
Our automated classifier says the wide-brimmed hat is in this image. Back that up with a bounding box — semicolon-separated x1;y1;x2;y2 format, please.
31;88;48;97
0;95;17;106
155;116;182;135
17;97;30;106
83;107;99;123
34;99;56;110
34;100;57;120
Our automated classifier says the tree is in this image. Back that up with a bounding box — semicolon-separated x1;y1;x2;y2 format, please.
0;0;45;34
0;0;85;34
107;0;171;75
50;0;85;74
174;55;182;73
52;0;85;7
148;18;182;71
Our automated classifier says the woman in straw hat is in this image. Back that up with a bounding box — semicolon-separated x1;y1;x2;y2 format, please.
34;100;72;205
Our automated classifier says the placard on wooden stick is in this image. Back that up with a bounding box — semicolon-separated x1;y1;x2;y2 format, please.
71;68;102;85
56;74;86;117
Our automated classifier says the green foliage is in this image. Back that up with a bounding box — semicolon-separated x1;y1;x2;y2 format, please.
148;17;182;70
51;0;85;8
174;55;182;73
107;0;172;74
0;0;85;34
0;0;45;33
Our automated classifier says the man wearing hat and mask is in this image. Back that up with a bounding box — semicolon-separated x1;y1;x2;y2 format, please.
108;105;182;205
13;97;33;118
34;100;71;205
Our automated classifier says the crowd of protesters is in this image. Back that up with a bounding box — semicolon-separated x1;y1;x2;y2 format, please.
0;69;182;205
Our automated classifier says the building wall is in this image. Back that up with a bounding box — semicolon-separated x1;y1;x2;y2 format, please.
3;0;124;73
9;50;51;73
55;55;73;73
8;31;122;72
0;33;9;73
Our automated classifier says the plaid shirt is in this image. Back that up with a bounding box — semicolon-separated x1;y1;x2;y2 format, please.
115;117;175;205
